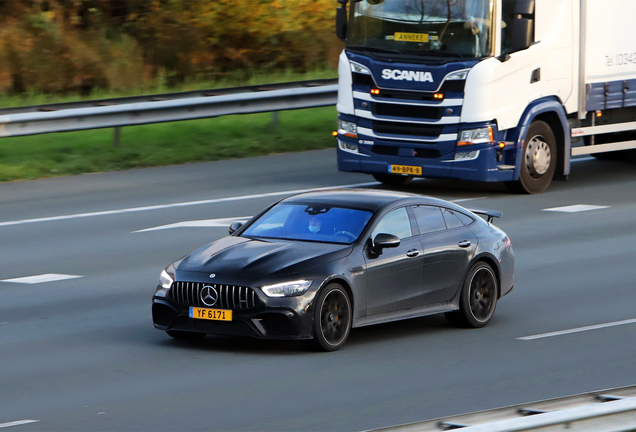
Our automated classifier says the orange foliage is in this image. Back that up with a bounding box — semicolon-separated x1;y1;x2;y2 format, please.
0;0;342;94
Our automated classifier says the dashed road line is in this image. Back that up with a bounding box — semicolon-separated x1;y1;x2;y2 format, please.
518;318;636;340
1;274;83;284
0;420;39;429
543;204;609;213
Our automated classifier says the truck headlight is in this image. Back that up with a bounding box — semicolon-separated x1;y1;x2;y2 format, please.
338;140;360;154
261;280;313;298
350;62;372;75
338;119;358;138
458;127;493;146
445;69;470;80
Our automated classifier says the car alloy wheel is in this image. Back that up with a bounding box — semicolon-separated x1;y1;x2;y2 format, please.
312;283;352;351
446;261;498;328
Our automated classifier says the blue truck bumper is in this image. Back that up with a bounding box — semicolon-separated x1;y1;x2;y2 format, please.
337;142;517;183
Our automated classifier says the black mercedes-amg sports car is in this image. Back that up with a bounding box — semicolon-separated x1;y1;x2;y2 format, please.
152;189;514;351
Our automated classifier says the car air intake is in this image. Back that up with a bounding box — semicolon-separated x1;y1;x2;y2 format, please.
169;282;258;309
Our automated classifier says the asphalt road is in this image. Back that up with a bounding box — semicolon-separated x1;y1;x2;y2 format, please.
1;149;636;431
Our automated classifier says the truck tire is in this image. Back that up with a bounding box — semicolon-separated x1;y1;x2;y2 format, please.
506;121;557;194
372;174;413;186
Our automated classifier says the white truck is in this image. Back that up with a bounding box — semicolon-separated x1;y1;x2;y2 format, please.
334;0;636;193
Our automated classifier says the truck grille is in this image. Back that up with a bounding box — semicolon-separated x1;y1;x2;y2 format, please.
373;121;443;138
371;103;443;120
169;282;258;309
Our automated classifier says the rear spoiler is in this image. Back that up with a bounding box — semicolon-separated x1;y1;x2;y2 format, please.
465;208;503;224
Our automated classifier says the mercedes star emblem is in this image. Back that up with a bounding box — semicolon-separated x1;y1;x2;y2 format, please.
209;273;216;278
201;285;218;307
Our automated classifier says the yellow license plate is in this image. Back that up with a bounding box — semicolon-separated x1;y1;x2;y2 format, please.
394;32;430;43
390;165;422;175
189;307;232;321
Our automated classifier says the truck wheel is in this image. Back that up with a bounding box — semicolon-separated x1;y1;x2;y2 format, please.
506;121;557;194
372;174;413;186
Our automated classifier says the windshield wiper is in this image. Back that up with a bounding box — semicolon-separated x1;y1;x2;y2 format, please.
347;45;402;55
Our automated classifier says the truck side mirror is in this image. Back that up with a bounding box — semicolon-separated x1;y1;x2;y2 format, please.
510;0;535;51
510;18;533;51
336;6;347;42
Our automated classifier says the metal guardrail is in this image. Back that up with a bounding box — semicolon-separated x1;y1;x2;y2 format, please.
370;385;636;432
0;79;338;138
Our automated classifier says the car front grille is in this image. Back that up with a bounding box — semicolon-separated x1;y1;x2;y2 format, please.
169;282;258;309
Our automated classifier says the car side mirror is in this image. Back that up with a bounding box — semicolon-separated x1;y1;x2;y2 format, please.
229;222;243;235
371;233;400;255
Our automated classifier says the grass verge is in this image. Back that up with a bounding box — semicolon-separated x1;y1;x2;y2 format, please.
0;106;338;182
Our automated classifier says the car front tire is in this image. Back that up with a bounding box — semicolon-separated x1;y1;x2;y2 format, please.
506;120;557;194
312;283;352;352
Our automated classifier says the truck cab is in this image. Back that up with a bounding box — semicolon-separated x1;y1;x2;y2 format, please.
335;0;595;193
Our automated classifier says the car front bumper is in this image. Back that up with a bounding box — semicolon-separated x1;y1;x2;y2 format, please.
152;289;317;340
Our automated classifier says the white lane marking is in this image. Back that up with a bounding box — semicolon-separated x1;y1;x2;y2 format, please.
0;181;380;228
543;204;609;213
518;318;636;341
134;217;251;233
1;274;83;284
451;197;487;203
0;420;39;429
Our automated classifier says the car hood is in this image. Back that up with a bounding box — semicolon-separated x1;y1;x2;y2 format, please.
176;236;352;284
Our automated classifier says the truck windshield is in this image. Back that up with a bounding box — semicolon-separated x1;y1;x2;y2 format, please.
348;0;494;60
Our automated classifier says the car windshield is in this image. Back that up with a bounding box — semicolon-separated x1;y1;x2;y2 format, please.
348;0;494;60
242;203;374;244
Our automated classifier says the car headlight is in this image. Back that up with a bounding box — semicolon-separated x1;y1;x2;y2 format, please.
445;69;470;80
458;127;493;146
261;280;313;298
338;119;357;138
159;268;175;290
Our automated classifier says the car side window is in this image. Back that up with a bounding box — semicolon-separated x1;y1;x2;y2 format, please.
412;206;446;234
442;208;464;230
371;207;412;240
455;211;475;227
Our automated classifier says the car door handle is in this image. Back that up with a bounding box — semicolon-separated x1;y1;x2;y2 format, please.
406;249;420;257
458;240;471;248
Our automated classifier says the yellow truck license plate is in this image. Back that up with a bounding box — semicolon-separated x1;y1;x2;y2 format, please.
189;307;232;321
390;165;422;175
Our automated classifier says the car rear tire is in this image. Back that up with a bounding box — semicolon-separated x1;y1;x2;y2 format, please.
166;330;206;341
312;283;352;352
505;121;557;194
445;262;498;328
372;174;413;186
